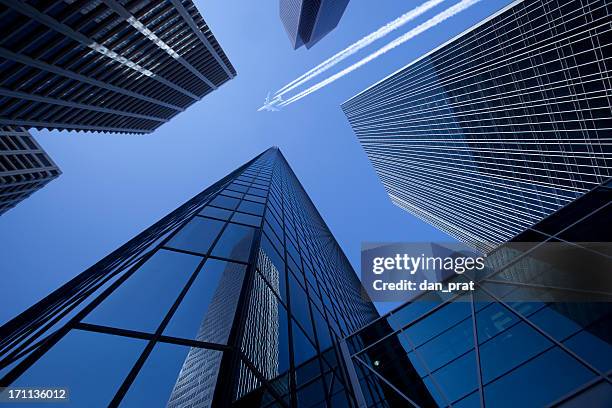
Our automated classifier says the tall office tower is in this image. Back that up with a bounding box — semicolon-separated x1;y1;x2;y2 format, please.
279;0;350;49
0;126;61;215
347;178;612;407
0;148;384;407
342;0;612;253
0;0;235;134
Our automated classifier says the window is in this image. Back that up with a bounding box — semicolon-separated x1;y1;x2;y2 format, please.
121;342;222;407
231;212;261;227
209;195;240;210
11;330;145;407
431;350;478;403
199;206;232;220
237;200;265;216
84;250;200;333
164;259;246;343
292;320;317;367
166;217;224;255
479;322;551;383
211;223;255;262
484;348;595;407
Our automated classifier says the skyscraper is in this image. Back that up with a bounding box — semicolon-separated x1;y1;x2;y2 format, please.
0;0;235;134
0;148;383;407
342;0;612;253
279;0;350;49
0;126;61;215
347;178;612;407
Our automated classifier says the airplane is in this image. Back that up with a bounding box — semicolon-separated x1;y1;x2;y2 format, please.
258;92;283;112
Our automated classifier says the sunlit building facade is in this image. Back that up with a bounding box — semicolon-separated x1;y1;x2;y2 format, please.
0;126;60;215
342;0;612;253
0;148;392;407
0;0;235;134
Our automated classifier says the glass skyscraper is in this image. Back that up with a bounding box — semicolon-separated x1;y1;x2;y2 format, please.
0;0;235;134
0;147;386;407
342;0;612;253
0;125;61;215
347;178;612;407
279;0;350;49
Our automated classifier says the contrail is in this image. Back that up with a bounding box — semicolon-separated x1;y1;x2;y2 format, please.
279;0;480;107
275;0;445;98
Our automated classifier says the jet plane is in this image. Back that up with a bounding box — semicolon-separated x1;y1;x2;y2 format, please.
258;92;283;112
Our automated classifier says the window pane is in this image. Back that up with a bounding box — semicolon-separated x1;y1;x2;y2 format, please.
244;274;290;377
121;343;222;408
404;302;471;348
12;330;145;407
209;195;240;210
476;303;519;343
211;224;255;262
85;250;200;333
563;328;612;372
479;322;551;383
199;206;232;220
297;378;326;408
166;217;225;255
257;247;286;304
431;350;478;403
289;271;315;340
231;212;261;227
484;348;595;407
164;259;246;343
238;200;265;216
292;320;317;367
416;318;473;372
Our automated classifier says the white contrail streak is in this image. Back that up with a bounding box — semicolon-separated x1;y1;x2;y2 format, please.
275;0;445;98
279;0;480;107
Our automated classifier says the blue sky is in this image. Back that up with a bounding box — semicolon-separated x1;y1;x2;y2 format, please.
0;0;512;322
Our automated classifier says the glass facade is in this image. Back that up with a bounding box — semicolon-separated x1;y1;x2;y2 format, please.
0;125;61;215
279;0;350;50
347;179;612;407
342;0;612;253
0;0;235;133
0;147;385;407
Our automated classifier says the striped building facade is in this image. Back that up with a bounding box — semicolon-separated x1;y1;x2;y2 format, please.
0;126;60;215
0;0;235;134
342;0;612;253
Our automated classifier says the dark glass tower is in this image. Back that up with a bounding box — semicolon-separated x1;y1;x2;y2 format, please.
0;125;61;215
279;0;350;49
342;0;612;253
0;0;235;134
0;148;384;407
347;178;612;407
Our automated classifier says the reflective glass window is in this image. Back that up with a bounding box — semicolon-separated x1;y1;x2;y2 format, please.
209;195;240;210
199;206;232;220
292;320;317;367
211;224;255;262
563;328;612;372
480;322;551;383
289;271;314;339
121;343;222;408
237;200;265;216
85;250;200;333
484;348;595;407
12;330;145;407
431;350;478;403
231;212;261;227
166;217;224;255
164;259;246;343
